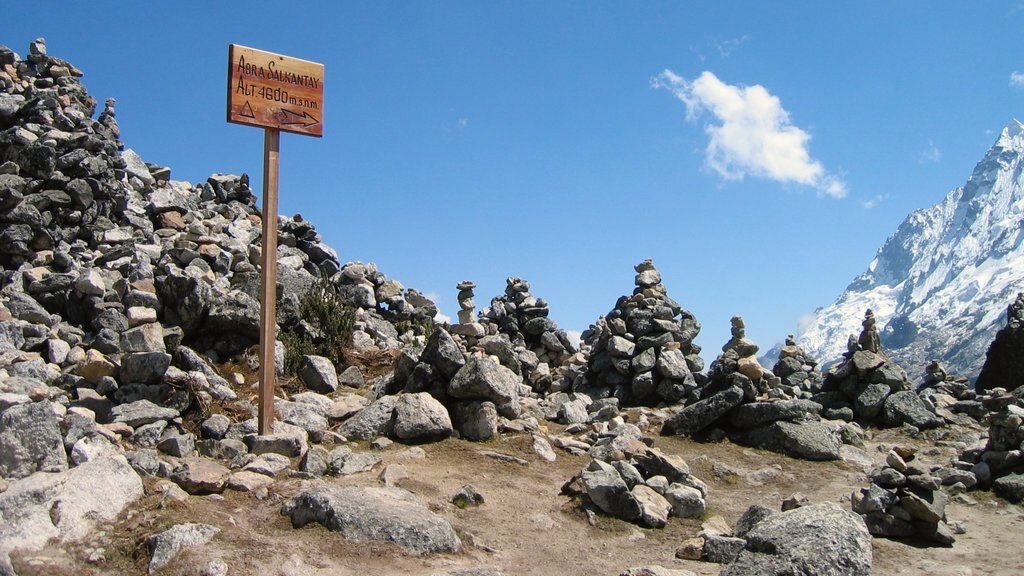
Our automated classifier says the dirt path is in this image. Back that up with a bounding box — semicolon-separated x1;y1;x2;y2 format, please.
11;423;1023;575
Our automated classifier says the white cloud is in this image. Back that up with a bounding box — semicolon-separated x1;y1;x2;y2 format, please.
919;140;942;163
716;35;750;57
457;117;469;130
423;292;452;324
1010;71;1024;88
861;193;889;210
652;70;847;198
565;330;583;350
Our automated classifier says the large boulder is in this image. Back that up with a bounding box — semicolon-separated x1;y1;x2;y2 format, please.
661;386;743;436
743;420;842;461
0;401;68;479
447;357;519;406
0;455;144;574
282;485;461;555
581;459;642;522
881;391;943;430
722;502;872;576
392;393;453;441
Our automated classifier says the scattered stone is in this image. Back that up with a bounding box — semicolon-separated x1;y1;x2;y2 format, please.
147;523;219;574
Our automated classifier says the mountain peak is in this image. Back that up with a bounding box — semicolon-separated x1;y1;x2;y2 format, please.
794;122;1024;379
995;118;1024;150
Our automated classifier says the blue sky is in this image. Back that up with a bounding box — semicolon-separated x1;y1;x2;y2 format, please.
7;2;1024;354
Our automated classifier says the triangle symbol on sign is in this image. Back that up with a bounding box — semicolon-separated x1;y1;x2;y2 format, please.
240;101;256;119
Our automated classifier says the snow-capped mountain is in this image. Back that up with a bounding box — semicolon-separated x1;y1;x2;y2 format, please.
795;120;1024;380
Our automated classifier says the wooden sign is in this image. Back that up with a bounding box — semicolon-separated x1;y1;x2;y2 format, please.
227;44;324;137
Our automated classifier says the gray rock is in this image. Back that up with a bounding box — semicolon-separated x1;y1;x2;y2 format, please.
120;351;172;384
243;421;308;457
119;322;166;353
393;392;453;440
631;484;672;528
282;485;461;555
734;504;773;537
899;486;946;523
147;523;219;574
994;473;1024;503
338;365;365;388
729;399;823;429
110;399;179;428
276;400;329;442
338;395;399;440
157;432;196;458
703;534;747;564
656;349;691;380
853;383;890;419
298;355;339;394
0;455;142;573
170;457;230;494
663;483;705;518
448;356;519;405
0;401;68;479
721;502;872;576
632;448;691;483
882;391;943;430
455;401;498;441
421;328;466;379
581;459;642;521
661;386;744;436
744;420;842;461
200;414;231;440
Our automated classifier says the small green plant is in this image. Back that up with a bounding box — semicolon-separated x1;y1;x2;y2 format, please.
280;276;355;375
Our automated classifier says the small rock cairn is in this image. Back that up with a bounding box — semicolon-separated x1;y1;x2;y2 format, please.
815;309;941;430
852;445;957;546
580;260;704;405
772;334;823;394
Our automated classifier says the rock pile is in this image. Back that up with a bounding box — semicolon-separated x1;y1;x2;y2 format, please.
0;39;451;571
852;445;957;545
473;277;578;390
814;310;942;430
771;334;823;393
660;317;842;461
975;292;1024;394
561;419;709;528
580;260;704;405
954;389;1024;503
371;327;530;442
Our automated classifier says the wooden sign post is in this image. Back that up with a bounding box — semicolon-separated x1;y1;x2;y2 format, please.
227;44;324;435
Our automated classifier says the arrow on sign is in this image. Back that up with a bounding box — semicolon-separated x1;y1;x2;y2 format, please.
279;108;320;128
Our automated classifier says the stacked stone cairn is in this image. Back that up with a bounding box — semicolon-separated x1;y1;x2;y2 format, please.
771;334;823;394
813;309;943;430
473;276;579;392
561;417;709;528
851;445;957;546
662;317;842;461
579;259;704;406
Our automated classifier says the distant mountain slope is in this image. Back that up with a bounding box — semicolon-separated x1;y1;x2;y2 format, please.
795;120;1024;380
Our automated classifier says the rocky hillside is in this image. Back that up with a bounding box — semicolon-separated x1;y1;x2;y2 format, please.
793;120;1024;378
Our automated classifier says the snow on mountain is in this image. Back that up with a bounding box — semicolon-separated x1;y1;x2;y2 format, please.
794;120;1024;380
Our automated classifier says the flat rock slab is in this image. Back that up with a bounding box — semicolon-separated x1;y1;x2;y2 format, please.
743;420;842;461
721;502;872;576
661;386;743;436
282;485;461;555
0;455;143;574
147;522;219;574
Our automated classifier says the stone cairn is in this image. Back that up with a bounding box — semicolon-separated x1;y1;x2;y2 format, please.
852;445;957;546
561;417;710;529
662;317;842;461
814;309;943;430
579;259;704;406
472;277;579;392
772;334;823;394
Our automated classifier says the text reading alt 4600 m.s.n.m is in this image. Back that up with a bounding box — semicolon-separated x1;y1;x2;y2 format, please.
226;44;324;137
